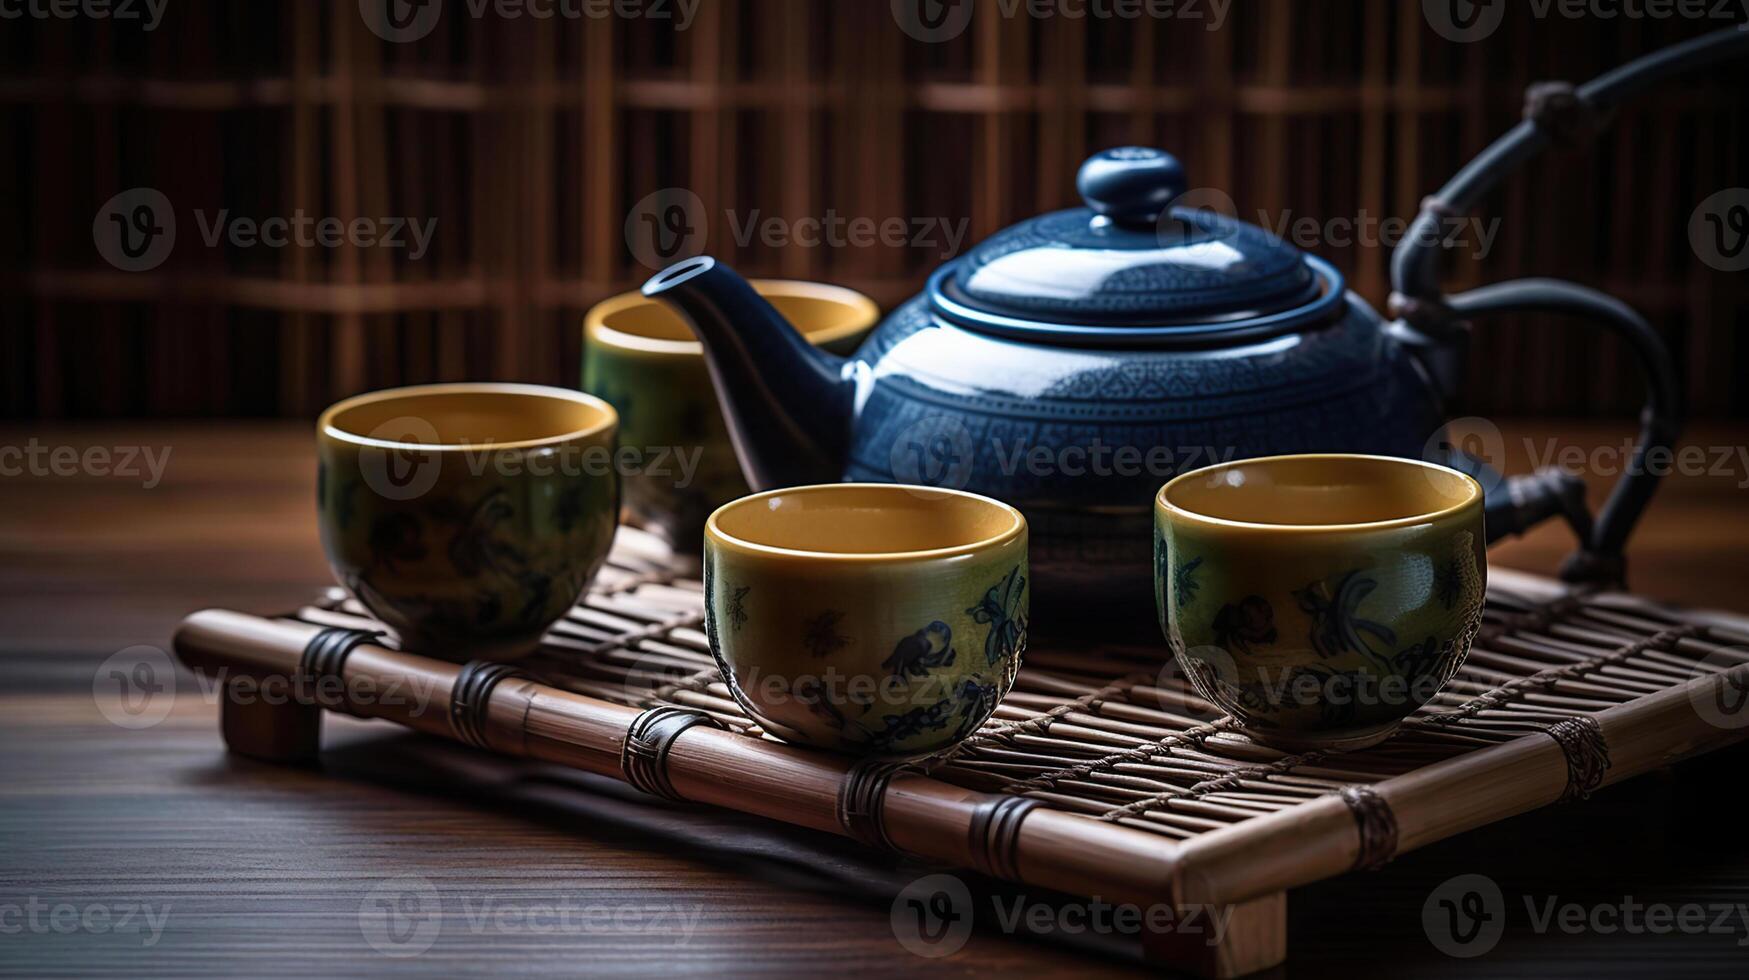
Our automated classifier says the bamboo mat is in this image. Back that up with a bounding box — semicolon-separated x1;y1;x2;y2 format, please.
288;526;1749;845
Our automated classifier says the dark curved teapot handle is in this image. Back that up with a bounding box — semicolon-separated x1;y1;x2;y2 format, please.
1443;279;1682;584
1387;26;1748;585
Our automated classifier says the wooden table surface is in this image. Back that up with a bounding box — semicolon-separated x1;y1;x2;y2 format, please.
4;421;1748;978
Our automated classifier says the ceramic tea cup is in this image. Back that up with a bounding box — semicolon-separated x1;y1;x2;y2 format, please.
1155;453;1486;751
317;383;619;662
703;484;1028;757
583;281;877;556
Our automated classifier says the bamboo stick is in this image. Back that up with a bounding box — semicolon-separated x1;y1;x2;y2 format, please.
172;609;1185;910
175;586;1749;918
1174;656;1749;909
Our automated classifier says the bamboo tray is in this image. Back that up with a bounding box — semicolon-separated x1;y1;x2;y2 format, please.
172;527;1749;977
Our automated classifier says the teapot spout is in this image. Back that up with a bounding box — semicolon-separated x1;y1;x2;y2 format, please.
641;257;854;491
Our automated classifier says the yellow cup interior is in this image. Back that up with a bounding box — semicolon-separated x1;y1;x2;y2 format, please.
586;280;879;356
320;383;616;451
1160;454;1481;531
707;484;1025;560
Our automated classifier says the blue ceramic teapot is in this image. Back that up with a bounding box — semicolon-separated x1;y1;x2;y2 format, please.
643;146;1677;603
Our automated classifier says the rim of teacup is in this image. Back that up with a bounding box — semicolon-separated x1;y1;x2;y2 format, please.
319;382;617;452
584;279;879;357
1157;452;1483;534
705;483;1026;563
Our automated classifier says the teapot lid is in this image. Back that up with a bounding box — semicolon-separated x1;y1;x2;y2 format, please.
932;147;1345;346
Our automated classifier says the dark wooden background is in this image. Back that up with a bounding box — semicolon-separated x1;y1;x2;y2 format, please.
3;0;1745;421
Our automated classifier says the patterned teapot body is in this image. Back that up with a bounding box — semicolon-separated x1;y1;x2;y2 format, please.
836;288;1441;595
643;148;1458;602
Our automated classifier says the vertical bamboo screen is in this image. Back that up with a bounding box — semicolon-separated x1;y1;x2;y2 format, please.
3;0;1744;420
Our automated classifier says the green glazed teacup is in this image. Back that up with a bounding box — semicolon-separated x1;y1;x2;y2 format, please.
583;281;877;557
1155;453;1486;751
703;484;1028;757
317;382;620;662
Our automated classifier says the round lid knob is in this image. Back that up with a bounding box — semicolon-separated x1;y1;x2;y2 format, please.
1076;147;1187;227
942;145;1323;337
